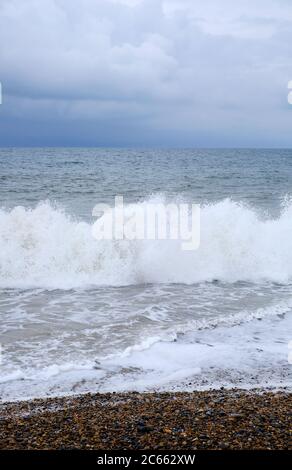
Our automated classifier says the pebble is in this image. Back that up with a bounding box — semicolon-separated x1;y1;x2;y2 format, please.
0;389;291;450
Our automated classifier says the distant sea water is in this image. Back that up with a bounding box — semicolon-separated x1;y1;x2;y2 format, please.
0;148;291;401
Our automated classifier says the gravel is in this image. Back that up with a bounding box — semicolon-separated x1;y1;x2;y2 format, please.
0;389;291;449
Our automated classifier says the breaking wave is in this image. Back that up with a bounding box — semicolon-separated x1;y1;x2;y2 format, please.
1;198;292;288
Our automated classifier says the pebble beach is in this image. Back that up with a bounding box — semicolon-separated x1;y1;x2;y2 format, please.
0;389;291;450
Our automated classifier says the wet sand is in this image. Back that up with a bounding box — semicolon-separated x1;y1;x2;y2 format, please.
0;389;291;450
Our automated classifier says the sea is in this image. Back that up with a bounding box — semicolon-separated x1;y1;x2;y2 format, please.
0;147;291;401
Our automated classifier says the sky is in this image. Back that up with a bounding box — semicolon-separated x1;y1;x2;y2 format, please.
0;0;292;147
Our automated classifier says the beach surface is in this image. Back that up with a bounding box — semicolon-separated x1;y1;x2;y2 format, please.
0;389;291;450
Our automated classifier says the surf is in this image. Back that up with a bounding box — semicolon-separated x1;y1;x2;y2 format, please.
1;197;292;288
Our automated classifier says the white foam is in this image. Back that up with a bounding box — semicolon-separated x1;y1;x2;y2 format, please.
1;310;291;402
1;198;292;288
99;310;292;392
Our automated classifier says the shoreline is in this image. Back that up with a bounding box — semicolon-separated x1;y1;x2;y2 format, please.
0;388;291;450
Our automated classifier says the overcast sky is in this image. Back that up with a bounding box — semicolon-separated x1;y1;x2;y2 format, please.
0;0;292;147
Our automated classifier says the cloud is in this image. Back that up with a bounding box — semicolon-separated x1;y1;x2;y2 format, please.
0;0;292;146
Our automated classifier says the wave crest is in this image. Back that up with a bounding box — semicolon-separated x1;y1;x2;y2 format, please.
0;199;292;288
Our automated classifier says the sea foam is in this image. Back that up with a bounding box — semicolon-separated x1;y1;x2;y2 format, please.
0;198;292;288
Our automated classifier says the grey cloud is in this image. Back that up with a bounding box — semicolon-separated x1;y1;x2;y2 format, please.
0;0;292;146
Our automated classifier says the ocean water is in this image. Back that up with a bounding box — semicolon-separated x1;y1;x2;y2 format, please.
0;148;291;401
